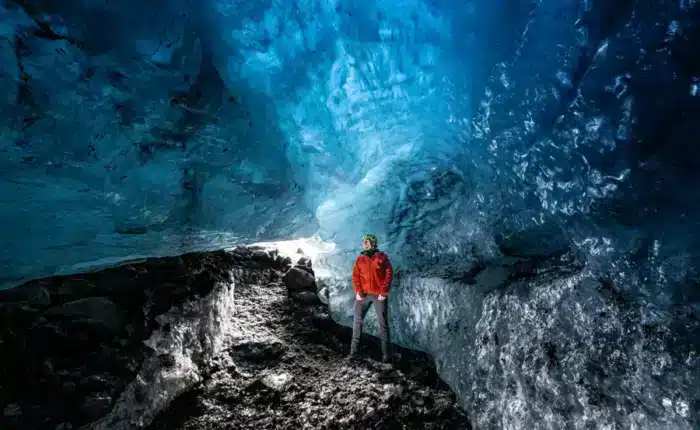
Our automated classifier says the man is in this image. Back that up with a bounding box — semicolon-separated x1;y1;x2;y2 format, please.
349;234;393;363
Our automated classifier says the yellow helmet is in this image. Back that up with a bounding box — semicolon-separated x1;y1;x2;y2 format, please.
362;234;378;248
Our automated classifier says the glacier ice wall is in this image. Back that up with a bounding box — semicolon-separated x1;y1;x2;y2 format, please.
4;0;697;291
0;0;317;284
0;0;500;284
315;2;699;427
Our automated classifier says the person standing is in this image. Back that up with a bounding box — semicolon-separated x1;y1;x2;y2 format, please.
349;234;393;363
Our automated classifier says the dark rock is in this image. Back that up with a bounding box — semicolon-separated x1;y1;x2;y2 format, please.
93;271;140;296
277;255;293;268
57;278;97;300
61;381;77;396
0;285;52;307
251;249;271;262
82;394;112;421
296;256;312;268
295;263;314;275
29;286;52;307
0;303;42;327
230;340;286;365
0;245;469;430
290;290;321;305
1;256;219;429
231;246;253;260
282;266;316;291
148;258;470;430
46;297;124;333
3;404;21;417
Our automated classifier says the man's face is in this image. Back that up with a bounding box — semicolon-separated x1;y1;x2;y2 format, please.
362;238;372;250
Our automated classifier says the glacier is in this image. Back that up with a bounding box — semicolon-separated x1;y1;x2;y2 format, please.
1;0;699;428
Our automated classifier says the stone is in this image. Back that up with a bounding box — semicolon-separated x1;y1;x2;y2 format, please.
277;255;293;267
61;381;77;396
92;271;140;296
57;278;97;299
294;264;314;275
0;285;52;307
1;245;469;430
82;394;112;421
149;263;469;429
282;266;316;291
251;249;271;262
30;287;52;307
45;297;124;333
261;372;292;391
4;403;21;417
291;291;321;305
296;256;312;268
231;246;252;259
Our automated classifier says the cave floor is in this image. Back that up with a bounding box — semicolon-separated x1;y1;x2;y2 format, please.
148;279;471;430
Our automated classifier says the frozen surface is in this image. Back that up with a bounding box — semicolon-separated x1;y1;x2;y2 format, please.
3;1;698;289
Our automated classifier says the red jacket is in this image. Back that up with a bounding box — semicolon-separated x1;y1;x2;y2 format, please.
352;251;393;296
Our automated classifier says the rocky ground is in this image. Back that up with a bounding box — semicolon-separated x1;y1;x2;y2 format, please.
149;258;470;429
0;246;470;429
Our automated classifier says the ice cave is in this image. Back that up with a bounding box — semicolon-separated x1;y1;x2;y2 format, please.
1;0;698;429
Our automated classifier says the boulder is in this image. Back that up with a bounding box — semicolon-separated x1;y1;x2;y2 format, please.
261;372;293;391
45;297;124;333
296;256;312;268
57;278;97;299
0;285;52;307
251;249;272;262
277;255;293;268
82;394;112;421
283;266;316;291
4;403;21;417
290;291;321;305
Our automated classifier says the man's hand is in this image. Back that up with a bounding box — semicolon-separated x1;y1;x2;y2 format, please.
356;292;365;301
378;294;386;301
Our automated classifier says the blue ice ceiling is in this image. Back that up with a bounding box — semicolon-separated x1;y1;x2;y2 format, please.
2;0;700;290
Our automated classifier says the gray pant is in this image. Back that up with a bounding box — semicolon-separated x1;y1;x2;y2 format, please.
350;294;390;358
